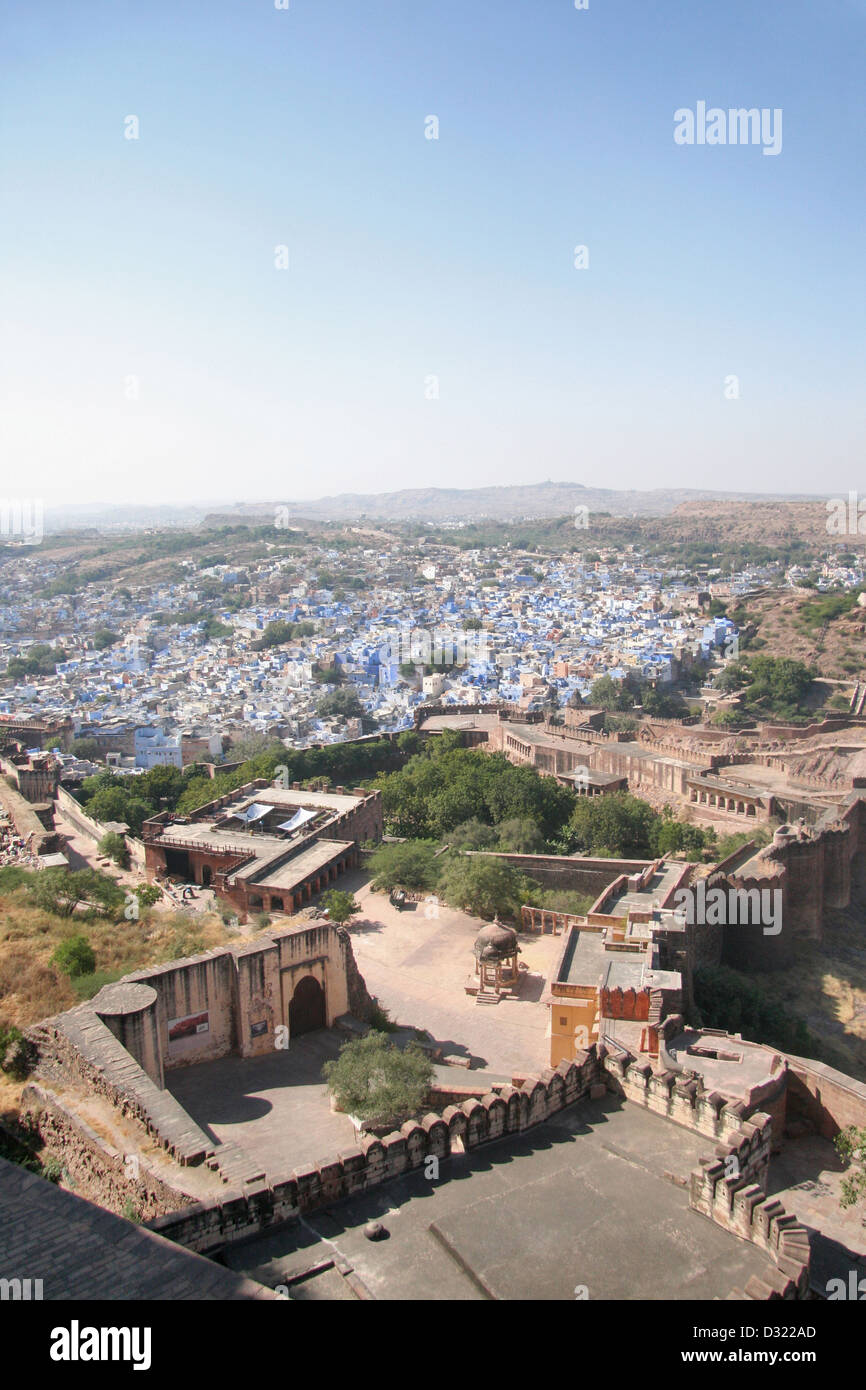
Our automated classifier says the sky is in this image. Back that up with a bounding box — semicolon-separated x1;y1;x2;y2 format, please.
0;0;864;509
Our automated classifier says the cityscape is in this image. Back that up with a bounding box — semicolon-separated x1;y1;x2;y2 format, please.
0;0;864;1361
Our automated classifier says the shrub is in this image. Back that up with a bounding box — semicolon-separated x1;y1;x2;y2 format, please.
0;865;33;894
40;1156;63;1184
322;1031;434;1127
98;832;129;869
366;999;398;1033
319;889;359;925
50;935;97;979
0;1022;34;1079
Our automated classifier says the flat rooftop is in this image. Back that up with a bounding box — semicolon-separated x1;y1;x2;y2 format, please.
248;838;353;890
665;1028;782;1101
159;822;289;855
231;787;366;812
224;1094;779;1301
558;927;669;993
0;1155;276;1301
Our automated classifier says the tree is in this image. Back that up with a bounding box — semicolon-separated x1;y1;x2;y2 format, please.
51;935;97;978
134;883;161;909
568;792;659;858
448;819;498;851
318;687;363;720
640;685;687;718
320;889;359;925
715;661;750;693
322;1031;434;1127
495;817;546;854
315;664;344;685
377;745;575;842
835;1126;866;1214
28;867;125;919
590;675;635;712
437;854;530;920
92;629;121;650
71;738;101;762
139;763;185;807
692;965;813;1054
251;619;315;651
98;831;129;869
368;840;440;892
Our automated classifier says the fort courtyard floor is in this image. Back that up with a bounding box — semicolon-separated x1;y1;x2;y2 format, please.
223;1092;779;1301
342;872;561;1076
166;1030;360;1178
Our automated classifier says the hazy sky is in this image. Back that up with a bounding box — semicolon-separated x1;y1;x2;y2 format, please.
1;0;864;508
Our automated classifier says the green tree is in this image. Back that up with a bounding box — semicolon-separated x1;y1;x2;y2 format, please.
448;819;498;851
134;883;161;909
590;675;635;712
71;738;101;761
98;831;129;869
568;792;659;858
640;685;687;718
320;889;359;924
51;934;97;977
692;965;813;1054
318;687;363;720
369;840;440;892
315;664;344;685
139;763;185;808
495;817;546;854
322;1031;434;1127
28;868;125;919
437;854;530;920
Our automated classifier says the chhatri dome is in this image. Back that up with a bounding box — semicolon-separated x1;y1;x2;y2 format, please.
473;916;519;962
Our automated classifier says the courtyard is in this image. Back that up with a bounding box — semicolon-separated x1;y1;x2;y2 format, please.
342;871;562;1076
223;1093;781;1301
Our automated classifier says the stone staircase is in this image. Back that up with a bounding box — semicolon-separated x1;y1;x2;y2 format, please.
205;1138;266;1187
475;989;500;1006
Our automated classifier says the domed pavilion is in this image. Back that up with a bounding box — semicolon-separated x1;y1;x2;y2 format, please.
472;917;520;996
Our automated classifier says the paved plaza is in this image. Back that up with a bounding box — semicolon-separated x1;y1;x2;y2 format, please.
344;874;561;1075
166;1030;359;1177
225;1093;780;1301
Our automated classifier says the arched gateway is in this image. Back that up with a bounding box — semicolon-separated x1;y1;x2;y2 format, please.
288;975;326;1036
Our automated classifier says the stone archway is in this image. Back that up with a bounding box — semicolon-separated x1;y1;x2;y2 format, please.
289;975;326;1036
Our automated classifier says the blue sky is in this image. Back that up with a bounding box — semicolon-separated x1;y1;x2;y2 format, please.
1;0;863;506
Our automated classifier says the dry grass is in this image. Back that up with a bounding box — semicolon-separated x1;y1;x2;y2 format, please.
0;888;230;1030
738;591;866;682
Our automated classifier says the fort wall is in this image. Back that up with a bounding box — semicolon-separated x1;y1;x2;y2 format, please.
143;1049;608;1255
466;849;655;898
688;1137;811;1300
20;1083;198;1221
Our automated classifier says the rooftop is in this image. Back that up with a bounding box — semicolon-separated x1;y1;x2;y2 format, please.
0;1155;276;1301
223;1093;779;1301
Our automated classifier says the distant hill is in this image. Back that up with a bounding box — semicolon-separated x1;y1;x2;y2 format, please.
200;480;827;529
42;481;837;535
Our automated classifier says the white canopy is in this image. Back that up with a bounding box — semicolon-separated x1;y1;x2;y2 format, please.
277;808;317;833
